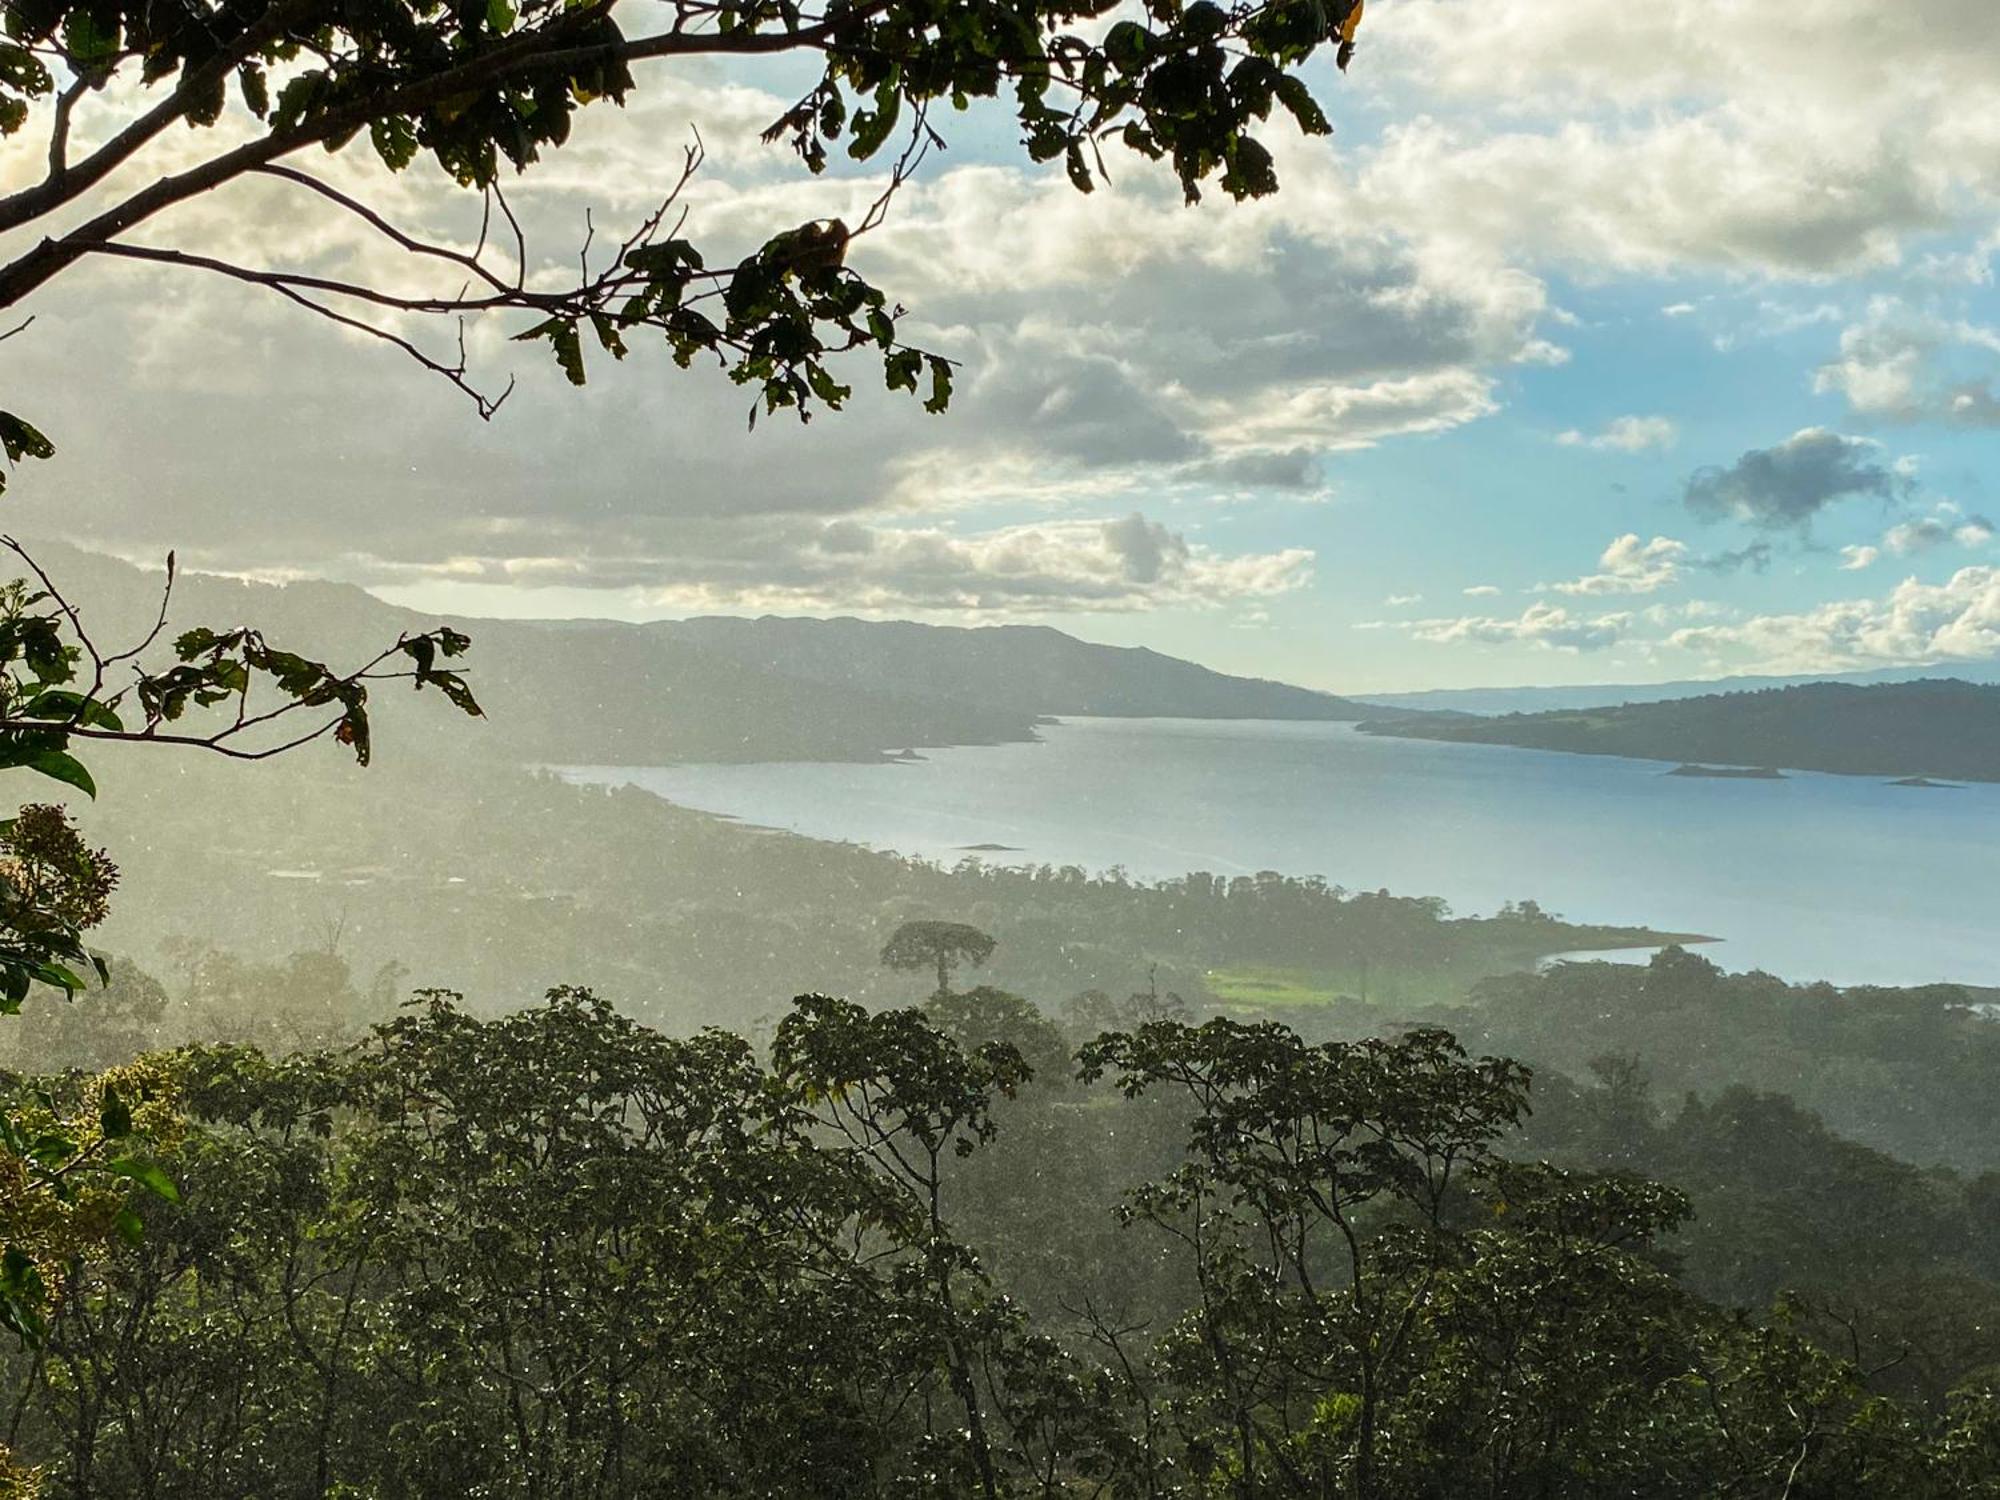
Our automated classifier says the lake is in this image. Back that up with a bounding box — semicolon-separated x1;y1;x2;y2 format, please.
561;718;2000;987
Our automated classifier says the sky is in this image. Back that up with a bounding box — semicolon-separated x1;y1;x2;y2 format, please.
4;0;2000;693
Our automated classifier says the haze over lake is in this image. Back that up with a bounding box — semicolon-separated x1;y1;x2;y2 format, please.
565;718;2000;989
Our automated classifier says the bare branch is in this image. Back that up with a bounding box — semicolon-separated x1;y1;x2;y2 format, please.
46;75;90;184
98;553;176;672
249;165;519;299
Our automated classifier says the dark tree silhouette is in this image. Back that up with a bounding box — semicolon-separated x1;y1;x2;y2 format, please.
881;919;995;997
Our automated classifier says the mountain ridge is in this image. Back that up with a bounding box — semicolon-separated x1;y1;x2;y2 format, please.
1358;677;2000;782
18;542;1370;765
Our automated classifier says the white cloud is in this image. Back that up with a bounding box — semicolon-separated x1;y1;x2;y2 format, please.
1883;513;1995;556
1366;0;2000;278
1669;566;2000;671
1413;601;1632;653
1385;592;1424;606
1839;544;1880;571
1815;298;2000;428
1546;534;1689;596
361;512;1314;616
1462;584;1503;598
1555;416;1679;453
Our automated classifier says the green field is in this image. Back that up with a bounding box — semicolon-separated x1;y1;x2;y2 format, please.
1206;960;1491;1014
1206;932;1700;1018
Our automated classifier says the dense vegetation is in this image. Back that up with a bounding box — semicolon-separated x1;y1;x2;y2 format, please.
1360;679;2000;782
6;982;2000;1498
1439;948;2000;1171
5;0;1997;1487
56;728;1679;1034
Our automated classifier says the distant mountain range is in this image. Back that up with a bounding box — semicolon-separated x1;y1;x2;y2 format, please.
1360;678;2000;782
25;543;1370;765
1355;661;2000;717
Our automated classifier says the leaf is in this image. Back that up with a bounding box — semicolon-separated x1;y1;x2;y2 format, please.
27;1131;76;1168
112;1206;144;1247
20;689;122;732
105;1157;179;1204
0;411;54;465
59;9;116;64
923;357;954;415
237;62;269;119
848;78;902;160
28;961;85;995
487;0;516;31
99;1084;131;1140
370;116;419;172
1273;74;1331;136
24;749;94;799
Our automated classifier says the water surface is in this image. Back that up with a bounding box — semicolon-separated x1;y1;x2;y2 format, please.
563;718;2000;987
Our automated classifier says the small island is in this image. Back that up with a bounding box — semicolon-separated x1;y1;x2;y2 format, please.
1667;763;1786;780
1890;776;1964;789
956;843;1025;852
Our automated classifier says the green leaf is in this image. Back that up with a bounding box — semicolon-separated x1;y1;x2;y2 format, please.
60;9;116;63
487;0;516;30
848;79;902;160
99;1085;131;1140
28;961;85;995
370;116;419;172
237;62;269;119
105;1157;179;1204
23;749;93;799
27;1132;76;1168
112;1205;144;1247
20;689;122;732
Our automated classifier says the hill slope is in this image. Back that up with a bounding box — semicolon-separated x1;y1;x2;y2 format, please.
1358;679;2000;781
24;543;1368;764
1356;661;2000;717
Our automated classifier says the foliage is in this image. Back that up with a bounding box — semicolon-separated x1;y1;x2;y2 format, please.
1452;946;2000;1170
0;0;1365;449
0;991;1996;1496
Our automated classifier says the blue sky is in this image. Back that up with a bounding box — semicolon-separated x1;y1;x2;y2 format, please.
6;0;1999;694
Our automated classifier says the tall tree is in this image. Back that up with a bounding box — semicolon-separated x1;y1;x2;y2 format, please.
882;918;996;997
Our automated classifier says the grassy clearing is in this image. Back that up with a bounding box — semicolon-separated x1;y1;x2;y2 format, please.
1206;961;1490;1015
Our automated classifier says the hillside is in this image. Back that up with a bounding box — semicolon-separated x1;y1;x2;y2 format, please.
1356;660;2000;717
1358;678;2000;781
23;543;1369;764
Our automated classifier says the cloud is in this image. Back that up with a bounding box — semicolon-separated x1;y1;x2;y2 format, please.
1839;544;1880;570
1669;566;2000;671
1413;601;1631;652
1682;428;1902;531
1463;584;1502;598
364;512;1315;616
0;105;1564;603
1385;592;1424;606
1814;299;2000;427
1545;533;1688;595
1555;415;1679;453
1364;0;1999;278
1883;512;1995;556
1695;541;1774;576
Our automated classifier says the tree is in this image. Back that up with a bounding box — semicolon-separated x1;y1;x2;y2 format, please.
0;539;482;1356
0;0;1360;448
882;919;996;997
